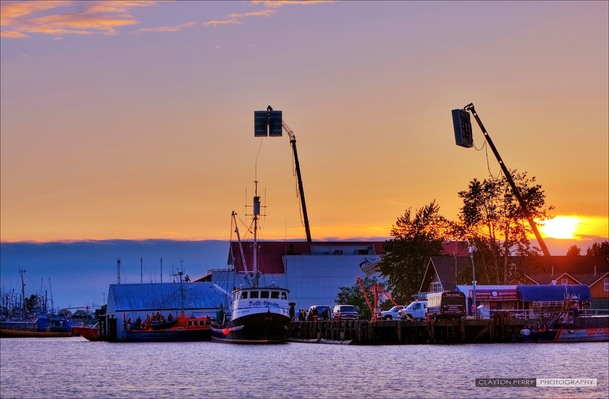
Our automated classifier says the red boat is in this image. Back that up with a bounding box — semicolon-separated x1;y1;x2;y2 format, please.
123;313;211;342
71;323;103;341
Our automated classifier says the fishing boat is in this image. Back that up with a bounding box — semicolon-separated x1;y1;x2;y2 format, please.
517;291;609;343
119;272;212;342
518;315;609;343
211;183;292;344
123;312;211;342
0;270;73;338
0;315;73;338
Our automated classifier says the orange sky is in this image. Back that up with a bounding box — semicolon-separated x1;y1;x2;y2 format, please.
1;1;607;251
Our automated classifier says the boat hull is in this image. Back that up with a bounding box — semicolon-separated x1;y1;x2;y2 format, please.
124;328;211;342
72;325;103;341
518;316;609;343
122;319;211;342
0;328;72;338
212;311;290;344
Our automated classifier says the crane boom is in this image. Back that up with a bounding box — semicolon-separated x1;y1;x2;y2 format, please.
460;103;551;257
254;106;313;247
282;121;312;245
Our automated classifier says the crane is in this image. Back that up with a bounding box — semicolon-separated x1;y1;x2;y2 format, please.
356;277;401;321
255;106;313;246
281;118;312;245
452;103;551;257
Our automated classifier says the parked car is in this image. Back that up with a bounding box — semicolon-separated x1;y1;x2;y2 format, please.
306;305;332;321
333;305;359;320
380;305;407;320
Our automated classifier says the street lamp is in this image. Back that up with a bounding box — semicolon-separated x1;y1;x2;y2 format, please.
468;243;477;318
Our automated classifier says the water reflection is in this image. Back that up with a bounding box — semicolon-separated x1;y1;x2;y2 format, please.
1;338;607;399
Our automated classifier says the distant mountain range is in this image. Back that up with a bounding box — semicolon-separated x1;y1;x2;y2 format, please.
0;240;230;310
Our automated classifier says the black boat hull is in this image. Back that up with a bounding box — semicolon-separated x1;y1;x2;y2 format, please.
212;310;290;344
123;328;211;342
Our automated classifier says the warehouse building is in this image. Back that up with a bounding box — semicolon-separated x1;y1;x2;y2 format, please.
104;281;226;340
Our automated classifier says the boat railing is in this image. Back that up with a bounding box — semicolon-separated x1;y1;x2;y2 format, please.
477;307;609;320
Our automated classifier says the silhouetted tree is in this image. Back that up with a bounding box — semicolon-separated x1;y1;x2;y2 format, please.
586;241;609;256
566;245;581;257
377;201;450;302
455;170;553;284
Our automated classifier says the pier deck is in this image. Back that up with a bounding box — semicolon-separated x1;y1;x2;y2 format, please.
288;313;532;344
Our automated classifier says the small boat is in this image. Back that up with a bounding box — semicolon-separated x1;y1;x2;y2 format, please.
116;271;212;342
123;313;211;342
519;316;609;343
517;293;609;343
71;322;103;341
211;183;291;344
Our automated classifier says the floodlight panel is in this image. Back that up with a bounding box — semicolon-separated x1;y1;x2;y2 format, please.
268;111;283;137
254;111;268;137
452;109;473;148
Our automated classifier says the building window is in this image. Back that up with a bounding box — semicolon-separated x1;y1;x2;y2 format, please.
561;278;568;285
604;277;609;292
430;282;442;293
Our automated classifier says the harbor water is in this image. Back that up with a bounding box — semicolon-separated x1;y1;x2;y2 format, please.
1;337;607;399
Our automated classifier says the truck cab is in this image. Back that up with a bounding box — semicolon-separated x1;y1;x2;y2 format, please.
403;301;427;320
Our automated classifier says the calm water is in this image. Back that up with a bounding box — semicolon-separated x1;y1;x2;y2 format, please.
1;337;607;399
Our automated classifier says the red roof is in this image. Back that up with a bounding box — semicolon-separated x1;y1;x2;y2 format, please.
228;241;386;274
227;240;470;275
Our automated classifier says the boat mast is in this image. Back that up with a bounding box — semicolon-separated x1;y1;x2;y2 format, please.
19;269;26;318
232;211;249;273
252;181;261;288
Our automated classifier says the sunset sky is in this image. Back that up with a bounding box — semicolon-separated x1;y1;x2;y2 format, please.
1;1;607;252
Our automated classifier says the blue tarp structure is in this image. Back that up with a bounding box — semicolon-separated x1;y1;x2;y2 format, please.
516;284;591;302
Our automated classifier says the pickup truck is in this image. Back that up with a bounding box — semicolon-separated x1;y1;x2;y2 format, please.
380;305;406;320
380;301;427;320
403;301;427;320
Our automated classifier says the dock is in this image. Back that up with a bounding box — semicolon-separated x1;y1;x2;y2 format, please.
288;313;533;344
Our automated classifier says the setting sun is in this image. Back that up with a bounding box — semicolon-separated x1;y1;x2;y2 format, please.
540;216;580;239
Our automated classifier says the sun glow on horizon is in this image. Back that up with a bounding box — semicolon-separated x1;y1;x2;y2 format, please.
540;216;580;239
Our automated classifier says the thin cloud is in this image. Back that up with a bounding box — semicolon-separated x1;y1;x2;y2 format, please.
0;0;155;39
203;9;275;27
202;1;329;28
139;21;196;33
1;1;331;38
251;0;333;8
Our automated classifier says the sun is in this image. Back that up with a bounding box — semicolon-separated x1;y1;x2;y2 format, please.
540;216;580;239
